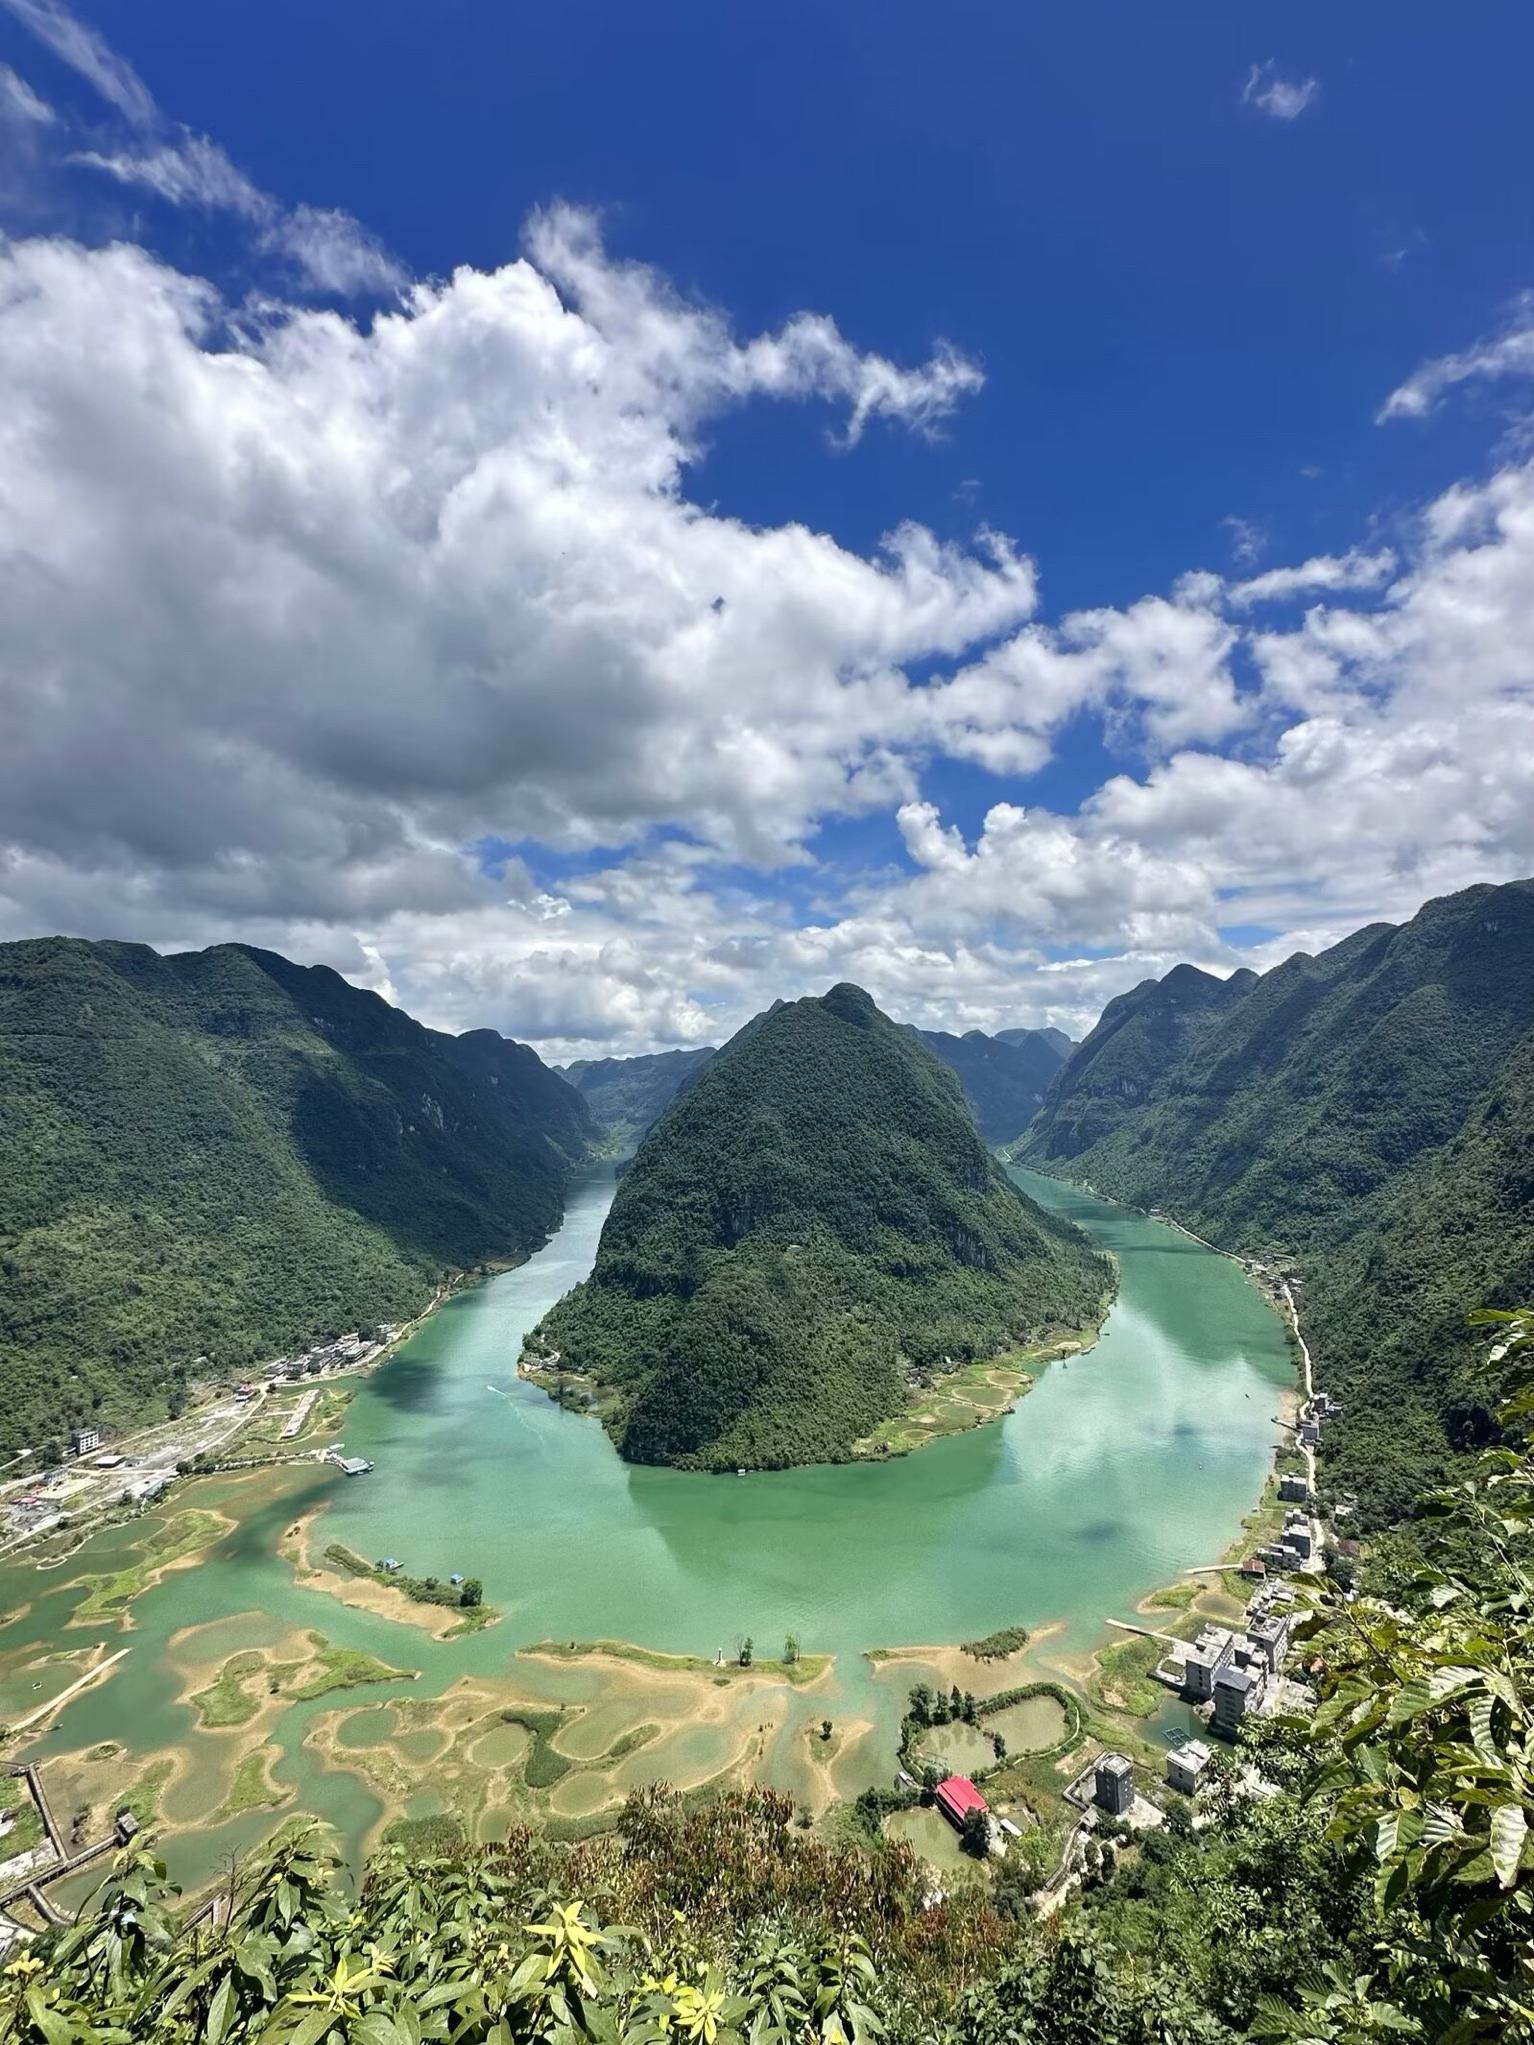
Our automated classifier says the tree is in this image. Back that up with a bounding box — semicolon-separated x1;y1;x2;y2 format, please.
739;1634;753;1667
458;1577;483;1608
820;1719;833;1742
960;1807;991;1859
784;1632;800;1665
1265;1305;1534;2045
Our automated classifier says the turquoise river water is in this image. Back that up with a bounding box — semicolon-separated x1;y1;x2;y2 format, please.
1;1167;1292;1886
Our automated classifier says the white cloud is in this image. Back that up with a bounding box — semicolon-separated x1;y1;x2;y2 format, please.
1228;548;1397;606
1222;515;1266;566
73;132;268;214
524;204;981;446
0;61;54;124
5;223;1527;1057
0;225;1016;921
1379;292;1534;421
1242;61;1320;121
6;0;404;297
0;0;154;125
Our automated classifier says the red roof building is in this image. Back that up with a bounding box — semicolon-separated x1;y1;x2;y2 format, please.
934;1775;988;1829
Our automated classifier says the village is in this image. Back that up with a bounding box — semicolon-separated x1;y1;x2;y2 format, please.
903;1380;1345;1911
0;1330;396;1557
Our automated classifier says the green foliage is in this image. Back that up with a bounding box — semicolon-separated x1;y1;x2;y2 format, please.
913;1025;1072;1147
961;1625;1030;1661
0;937;592;1457
1020;877;1534;1525
537;985;1110;1470
562;1048;718;1156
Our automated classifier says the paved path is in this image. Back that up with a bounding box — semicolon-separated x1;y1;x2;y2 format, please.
10;1648;129;1734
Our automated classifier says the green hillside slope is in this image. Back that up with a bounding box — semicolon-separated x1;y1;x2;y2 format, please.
533;983;1110;1470
1020;962;1256;1159
913;1025;1072;1146
0;938;592;1455
561;1047;717;1155
1018;879;1534;1521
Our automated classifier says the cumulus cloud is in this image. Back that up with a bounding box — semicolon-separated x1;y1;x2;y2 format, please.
0;45;1531;1059
1242;61;1320;121
1379;292;1534;421
1228;548;1397;606
0;225;1018;924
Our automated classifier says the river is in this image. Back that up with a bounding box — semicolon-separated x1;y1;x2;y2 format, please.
1;1166;1291;1887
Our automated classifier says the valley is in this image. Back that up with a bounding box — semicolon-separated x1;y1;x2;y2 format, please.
0;1162;1293;1897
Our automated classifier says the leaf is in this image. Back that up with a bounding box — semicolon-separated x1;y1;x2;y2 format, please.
1490;1804;1527;1888
206;1972;235;2045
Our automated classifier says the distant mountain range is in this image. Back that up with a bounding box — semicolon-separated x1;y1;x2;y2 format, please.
564;1023;1073;1155
534;984;1109;1471
0;938;592;1457
909;1025;1073;1147
1017;879;1534;1525
560;1047;717;1156
9;877;1530;1516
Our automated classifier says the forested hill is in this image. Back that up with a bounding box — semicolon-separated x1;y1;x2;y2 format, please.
561;1046;716;1155
1016;878;1534;1523
0;938;593;1456
564;1024;1072;1156
1020;962;1256;1159
532;983;1110;1471
912;1024;1073;1146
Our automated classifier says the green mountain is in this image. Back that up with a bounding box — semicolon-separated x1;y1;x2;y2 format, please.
913;1025;1073;1146
561;1046;717;1155
533;982;1110;1471
1017;879;1534;1523
0;937;592;1456
1021;963;1256;1160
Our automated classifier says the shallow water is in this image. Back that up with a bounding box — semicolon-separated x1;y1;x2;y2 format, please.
1;1165;1291;1884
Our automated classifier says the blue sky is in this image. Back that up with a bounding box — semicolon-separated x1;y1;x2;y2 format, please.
1;0;1531;1052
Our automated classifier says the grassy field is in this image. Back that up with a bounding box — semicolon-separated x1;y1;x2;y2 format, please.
287;1633;412;1700
850;1331;1095;1459
70;1510;230;1623
213;1748;291;1823
188;1650;277;1729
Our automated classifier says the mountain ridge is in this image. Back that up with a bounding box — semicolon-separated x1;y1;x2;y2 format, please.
1016;878;1534;1521
0;935;592;1455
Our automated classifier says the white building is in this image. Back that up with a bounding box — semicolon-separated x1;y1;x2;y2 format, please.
1166;1739;1213;1794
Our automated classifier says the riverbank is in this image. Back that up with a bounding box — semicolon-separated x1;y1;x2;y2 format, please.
1;1164;1295;1900
849;1314;1109;1460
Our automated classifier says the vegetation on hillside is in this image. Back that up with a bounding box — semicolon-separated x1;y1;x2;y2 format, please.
1018;878;1534;1524
912;1025;1072;1147
532;984;1110;1470
561;1047;718;1156
0;938;591;1456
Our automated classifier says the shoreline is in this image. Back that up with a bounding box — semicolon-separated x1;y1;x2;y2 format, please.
2;1172;1306;1885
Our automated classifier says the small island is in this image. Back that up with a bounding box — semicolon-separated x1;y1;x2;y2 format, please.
527;984;1113;1472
